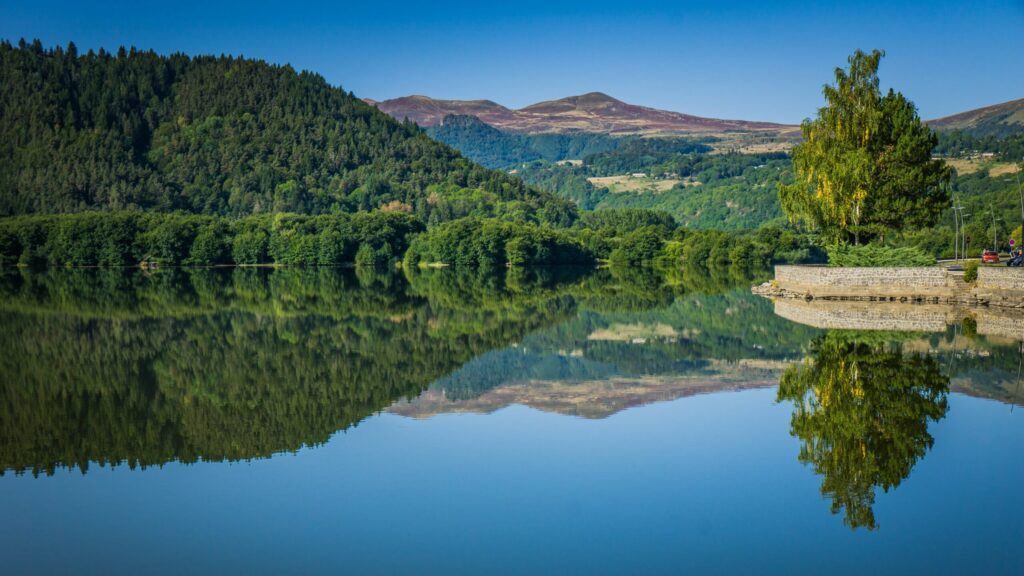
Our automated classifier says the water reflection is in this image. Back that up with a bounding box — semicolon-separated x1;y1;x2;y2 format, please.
2;265;1022;536
777;333;949;529
0;267;594;476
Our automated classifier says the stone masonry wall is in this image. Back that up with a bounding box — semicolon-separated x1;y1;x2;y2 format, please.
774;265;960;298
977;267;1024;292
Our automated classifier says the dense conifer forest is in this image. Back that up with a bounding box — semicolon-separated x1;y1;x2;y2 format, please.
0;40;574;224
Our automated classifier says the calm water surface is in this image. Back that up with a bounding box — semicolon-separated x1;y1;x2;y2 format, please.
1;267;1022;575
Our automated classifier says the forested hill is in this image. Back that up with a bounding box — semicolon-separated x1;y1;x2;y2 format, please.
0;40;573;224
426;114;621;169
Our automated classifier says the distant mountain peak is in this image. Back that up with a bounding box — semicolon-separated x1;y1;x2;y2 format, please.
373;92;793;135
520;92;631;115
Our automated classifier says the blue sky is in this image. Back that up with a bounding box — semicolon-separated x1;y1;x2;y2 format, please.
2;0;1022;123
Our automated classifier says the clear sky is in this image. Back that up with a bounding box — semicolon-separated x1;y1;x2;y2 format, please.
2;0;1022;123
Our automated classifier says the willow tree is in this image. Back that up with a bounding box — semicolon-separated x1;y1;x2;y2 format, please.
779;50;950;244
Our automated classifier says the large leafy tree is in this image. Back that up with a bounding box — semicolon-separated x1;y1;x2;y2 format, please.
780;50;950;243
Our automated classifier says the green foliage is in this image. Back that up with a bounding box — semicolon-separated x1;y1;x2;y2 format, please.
232;229;270;264
405;217;595;268
889;167;1024;259
578;208;677;233
659;226;821;269
608;227;666;267
0;41;574;226
426;114;621;169
826;243;936;267
188;221;230;265
779;49;950;243
0;211;423;267
963;260;979;283
778;334;949;529
582;137;715;176
354;242;393;268
934;130;1024;158
520;151;790;230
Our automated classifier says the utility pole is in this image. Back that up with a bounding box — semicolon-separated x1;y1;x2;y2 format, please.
953;197;962;262
1016;165;1024;249
989;205;1003;252
953;207;959;262
962;212;971;260
953;209;958;262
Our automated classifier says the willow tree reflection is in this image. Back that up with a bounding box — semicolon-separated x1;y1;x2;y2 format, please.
777;333;949;530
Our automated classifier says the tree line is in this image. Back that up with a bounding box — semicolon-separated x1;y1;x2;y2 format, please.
0;210;424;267
0;207;822;270
933;130;1024;160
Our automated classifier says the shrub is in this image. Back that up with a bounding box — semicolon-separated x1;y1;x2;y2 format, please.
963;260;979;283
827;244;936;267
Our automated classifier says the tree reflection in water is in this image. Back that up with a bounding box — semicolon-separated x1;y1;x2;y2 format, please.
778;332;949;530
0;266;592;476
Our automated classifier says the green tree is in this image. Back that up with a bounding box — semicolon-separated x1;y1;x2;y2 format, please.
779;50;950;244
189;223;230;265
608;226;666;267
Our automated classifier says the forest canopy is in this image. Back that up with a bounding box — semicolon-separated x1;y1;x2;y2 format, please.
0;40;574;225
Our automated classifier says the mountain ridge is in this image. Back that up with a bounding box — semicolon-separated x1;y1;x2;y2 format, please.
372;92;1024;138
927;97;1024;137
370;92;795;135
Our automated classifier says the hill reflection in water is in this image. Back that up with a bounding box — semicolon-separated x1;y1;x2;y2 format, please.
2;266;1022;533
1;265;790;476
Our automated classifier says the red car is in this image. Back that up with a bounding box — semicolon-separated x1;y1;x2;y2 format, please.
982;249;1000;263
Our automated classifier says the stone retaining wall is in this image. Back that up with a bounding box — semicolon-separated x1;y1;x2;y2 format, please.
978;267;1024;292
773;265;964;299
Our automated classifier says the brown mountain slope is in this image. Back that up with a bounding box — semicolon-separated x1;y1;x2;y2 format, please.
927;97;1024;136
371;95;519;128
368;92;794;135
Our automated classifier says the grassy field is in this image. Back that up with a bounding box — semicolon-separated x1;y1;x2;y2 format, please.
588;174;686;193
944;157;1020;176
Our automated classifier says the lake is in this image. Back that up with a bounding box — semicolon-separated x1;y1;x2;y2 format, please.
1;267;1022;575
